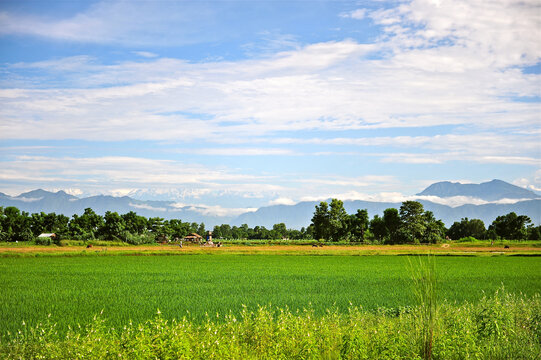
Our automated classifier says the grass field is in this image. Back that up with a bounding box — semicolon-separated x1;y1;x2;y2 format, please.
1;254;540;339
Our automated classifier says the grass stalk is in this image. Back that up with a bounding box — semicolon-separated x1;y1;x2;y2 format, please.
409;253;437;360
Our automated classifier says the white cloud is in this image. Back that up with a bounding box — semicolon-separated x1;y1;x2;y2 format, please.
171;203;257;217
340;9;368;20
8;196;43;202
0;1;222;46
1;0;540;204
133;51;158;58
129;203;167;212
0;155;264;189
59;188;83;197
513;174;541;193
176;148;296;156
300;192;539;208
269;197;296;206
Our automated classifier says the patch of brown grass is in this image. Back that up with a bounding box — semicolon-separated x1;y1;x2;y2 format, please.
0;243;539;257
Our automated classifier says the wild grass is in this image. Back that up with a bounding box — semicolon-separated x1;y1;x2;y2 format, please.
1;289;539;359
409;254;438;360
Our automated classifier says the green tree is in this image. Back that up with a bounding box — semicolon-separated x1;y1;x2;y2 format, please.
398;201;426;243
148;217;166;237
349;209;369;242
168;219;190;239
69;208;104;240
198;223;206;237
369;215;387;242
121;211;148;235
273;223;288;239
422;211;446;244
383;208;401;244
488;212;531;240
101;211;126;240
527;225;541;240
328;199;349;242
311;201;330;240
1;207;33;242
30;212;46;236
447;218;486;240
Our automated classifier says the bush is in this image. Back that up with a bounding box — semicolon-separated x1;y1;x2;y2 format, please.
124;232;155;245
456;236;479;243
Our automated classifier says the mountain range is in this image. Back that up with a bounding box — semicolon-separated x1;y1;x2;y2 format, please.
1;180;539;228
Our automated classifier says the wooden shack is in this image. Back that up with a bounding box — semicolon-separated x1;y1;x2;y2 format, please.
183;233;203;243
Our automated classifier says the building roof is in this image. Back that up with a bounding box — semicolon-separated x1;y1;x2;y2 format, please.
184;233;202;238
38;233;56;237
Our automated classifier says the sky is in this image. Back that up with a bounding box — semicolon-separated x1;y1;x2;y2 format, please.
0;0;540;215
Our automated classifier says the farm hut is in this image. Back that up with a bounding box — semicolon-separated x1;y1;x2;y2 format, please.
38;233;57;240
183;233;203;243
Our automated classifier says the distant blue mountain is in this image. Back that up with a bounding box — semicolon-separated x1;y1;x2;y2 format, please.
0;189;234;225
1;180;540;228
232;199;541;229
417;179;539;201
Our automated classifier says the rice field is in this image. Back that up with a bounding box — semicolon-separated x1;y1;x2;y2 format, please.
1;254;540;338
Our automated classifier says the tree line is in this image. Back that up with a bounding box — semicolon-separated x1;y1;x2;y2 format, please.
0;201;539;244
310;199;540;243
0;206;310;244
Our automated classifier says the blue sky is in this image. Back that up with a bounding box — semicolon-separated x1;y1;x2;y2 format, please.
0;0;540;215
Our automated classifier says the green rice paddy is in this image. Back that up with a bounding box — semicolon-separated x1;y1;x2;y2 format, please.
0;255;540;337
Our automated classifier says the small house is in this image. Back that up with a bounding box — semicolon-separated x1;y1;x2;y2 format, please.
38;233;57;239
183;233;203;243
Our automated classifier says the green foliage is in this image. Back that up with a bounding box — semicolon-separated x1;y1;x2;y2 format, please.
447;217;486;240
311;200;447;244
348;209;369;242
489;212;532;240
399;201;427;244
384;208;401;242
456;236;479;243
1;290;539;359
101;211;125;240
369;214;388;242
311;201;331;240
123;232;155;245
409;255;437;359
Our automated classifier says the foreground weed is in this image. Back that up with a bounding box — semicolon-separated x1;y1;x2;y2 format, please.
1;289;540;359
408;254;437;360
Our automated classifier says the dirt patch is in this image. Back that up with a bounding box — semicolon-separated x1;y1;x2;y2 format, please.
1;243;540;256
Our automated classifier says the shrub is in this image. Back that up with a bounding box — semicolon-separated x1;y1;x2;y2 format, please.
456;236;478;243
1;290;539;359
124;232;155;245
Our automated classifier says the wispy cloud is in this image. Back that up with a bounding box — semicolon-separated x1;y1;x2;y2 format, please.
171;203;257;217
340;9;368;20
133;51;159;58
0;1;222;46
129;203;166;212
1;0;540;204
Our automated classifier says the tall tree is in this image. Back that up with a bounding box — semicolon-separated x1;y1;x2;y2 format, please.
122;211;148;235
447;218;486;240
488;212;531;240
383;208;401;244
101;211;126;240
369;215;387;242
329;199;349;242
398;201;426;243
311;201;330;240
349;209;369;242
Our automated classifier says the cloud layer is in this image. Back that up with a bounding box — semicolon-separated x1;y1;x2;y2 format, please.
0;0;540;205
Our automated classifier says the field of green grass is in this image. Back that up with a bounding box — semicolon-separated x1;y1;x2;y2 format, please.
1;254;540;339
